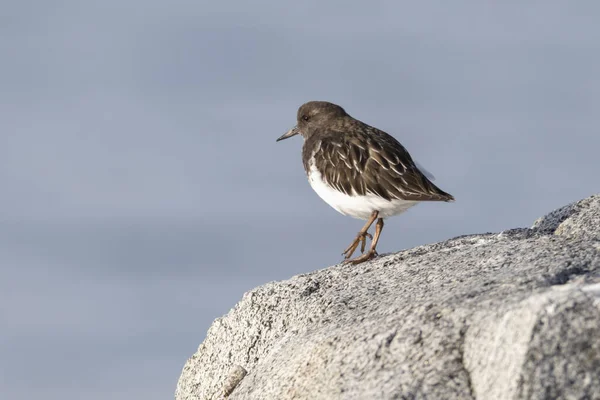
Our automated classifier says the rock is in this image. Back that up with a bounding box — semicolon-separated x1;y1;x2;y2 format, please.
175;195;600;400
532;195;600;241
221;365;247;398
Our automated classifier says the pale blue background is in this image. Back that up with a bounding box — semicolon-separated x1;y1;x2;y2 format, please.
1;1;599;399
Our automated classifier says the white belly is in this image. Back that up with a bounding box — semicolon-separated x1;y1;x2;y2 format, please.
307;164;418;220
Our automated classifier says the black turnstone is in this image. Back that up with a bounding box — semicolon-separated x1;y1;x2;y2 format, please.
277;101;454;264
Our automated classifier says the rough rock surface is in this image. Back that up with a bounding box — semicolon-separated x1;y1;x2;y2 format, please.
176;195;600;400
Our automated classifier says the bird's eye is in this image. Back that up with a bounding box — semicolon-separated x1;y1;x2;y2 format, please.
302;115;310;121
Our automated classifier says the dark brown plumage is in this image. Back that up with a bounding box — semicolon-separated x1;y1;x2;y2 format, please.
276;101;454;264
297;102;454;203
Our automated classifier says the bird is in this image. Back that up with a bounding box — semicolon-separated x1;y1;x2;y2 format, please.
276;101;454;264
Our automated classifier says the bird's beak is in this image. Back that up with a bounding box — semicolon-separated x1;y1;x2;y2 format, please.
276;126;300;142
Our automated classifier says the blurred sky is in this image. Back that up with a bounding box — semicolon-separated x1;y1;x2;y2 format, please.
1;1;599;399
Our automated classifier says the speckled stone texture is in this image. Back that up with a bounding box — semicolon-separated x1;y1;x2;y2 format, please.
176;195;600;400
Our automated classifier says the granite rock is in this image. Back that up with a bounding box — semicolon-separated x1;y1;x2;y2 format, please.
176;194;600;400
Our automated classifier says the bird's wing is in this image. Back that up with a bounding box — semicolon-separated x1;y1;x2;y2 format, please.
312;127;454;202
414;160;435;181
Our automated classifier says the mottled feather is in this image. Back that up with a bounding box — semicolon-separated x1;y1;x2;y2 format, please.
302;119;454;203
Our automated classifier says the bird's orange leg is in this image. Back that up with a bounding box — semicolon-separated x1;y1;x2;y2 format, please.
342;211;378;261
346;218;384;264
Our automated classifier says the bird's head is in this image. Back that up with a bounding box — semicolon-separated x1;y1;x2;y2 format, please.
276;101;348;142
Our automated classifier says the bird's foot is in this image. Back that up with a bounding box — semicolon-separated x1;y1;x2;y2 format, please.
342;232;373;259
343;249;379;265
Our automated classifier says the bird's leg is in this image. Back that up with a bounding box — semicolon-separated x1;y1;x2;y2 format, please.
359;232;371;254
342;231;372;259
369;217;384;257
342;211;378;260
346;218;384;264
